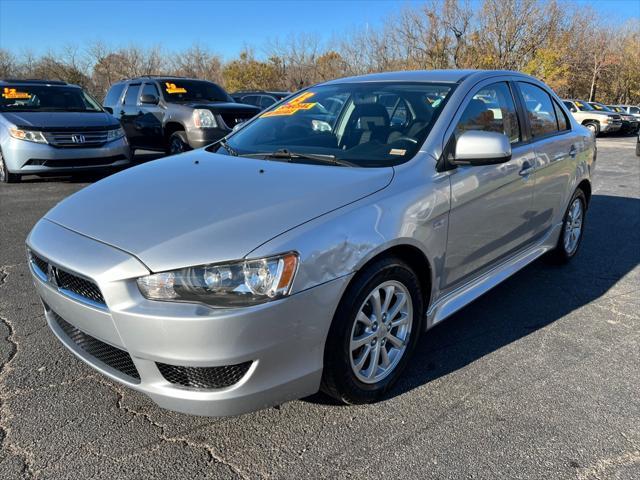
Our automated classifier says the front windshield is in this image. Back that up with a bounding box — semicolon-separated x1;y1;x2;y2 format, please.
212;82;454;167
0;85;103;112
160;79;232;103
574;100;594;111
590;102;612;112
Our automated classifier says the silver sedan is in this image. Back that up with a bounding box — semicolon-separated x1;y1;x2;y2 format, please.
27;70;595;416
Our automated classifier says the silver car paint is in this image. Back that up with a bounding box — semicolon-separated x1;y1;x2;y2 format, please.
27;70;595;416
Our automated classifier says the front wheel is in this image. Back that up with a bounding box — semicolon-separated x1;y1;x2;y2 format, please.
0;150;21;184
548;188;587;263
321;256;424;404
167;131;191;156
584;122;599;136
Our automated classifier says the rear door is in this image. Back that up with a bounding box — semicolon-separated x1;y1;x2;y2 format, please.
134;82;165;150
442;80;537;289
515;82;579;238
120;83;141;147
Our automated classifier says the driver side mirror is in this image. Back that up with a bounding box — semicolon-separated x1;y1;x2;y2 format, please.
452;130;512;166
140;94;159;105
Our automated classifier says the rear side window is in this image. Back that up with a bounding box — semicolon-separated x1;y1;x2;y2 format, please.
455;82;521;144
123;84;140;105
553;101;570;131
104;84;125;106
242;95;260;106
518;82;558;138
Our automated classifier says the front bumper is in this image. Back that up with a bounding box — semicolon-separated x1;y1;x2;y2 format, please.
1;136;131;174
600;121;622;133
27;219;347;416
185;128;229;149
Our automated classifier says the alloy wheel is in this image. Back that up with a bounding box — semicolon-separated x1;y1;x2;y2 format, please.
349;280;413;384
170;137;186;154
563;198;583;255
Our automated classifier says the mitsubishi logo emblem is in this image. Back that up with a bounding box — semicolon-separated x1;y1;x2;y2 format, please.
71;134;86;144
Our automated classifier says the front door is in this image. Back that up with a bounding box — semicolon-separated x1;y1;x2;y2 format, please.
120;83;142;148
442;81;537;290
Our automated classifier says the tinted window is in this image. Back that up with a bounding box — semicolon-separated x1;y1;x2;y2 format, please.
455;82;521;144
518;82;558;137
553;101;570;131
0;85;102;112
124;84;140;105
214;82;454;167
563;101;575;111
259;96;276;109
241;95;260;106
629;107;639;114
104;84;125;106
141;83;159;98
161;79;232;103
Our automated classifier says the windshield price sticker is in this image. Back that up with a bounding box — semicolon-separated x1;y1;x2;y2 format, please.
165;82;187;94
2;88;31;99
262;92;317;117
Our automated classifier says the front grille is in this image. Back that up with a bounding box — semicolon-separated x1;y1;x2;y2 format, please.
44;130;110;148
25;154;127;168
219;111;255;129
55;268;105;305
157;362;252;390
31;254;48;276
53;312;140;381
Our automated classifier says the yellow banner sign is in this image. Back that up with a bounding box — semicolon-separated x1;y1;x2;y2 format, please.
2;88;31;99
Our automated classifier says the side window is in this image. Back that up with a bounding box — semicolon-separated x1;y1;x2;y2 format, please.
563;101;576;112
259;96;276;109
141;83;159;99
518;82;558;138
455;82;521;144
123;84;140;105
104;84;125;106
553;101;570;131
242;95;260;106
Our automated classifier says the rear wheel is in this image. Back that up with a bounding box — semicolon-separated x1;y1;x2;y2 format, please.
0;150;21;183
548;188;587;263
167;131;191;155
321;256;424;404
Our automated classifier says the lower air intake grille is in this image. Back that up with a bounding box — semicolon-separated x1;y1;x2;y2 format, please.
157;362;252;389
55;268;106;306
53;312;140;381
31;253;48;276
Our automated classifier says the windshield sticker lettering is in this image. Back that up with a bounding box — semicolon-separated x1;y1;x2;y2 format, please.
262;92;317;117
2;88;31;99
165;82;187;94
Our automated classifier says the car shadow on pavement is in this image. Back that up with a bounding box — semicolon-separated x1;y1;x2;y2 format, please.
306;193;640;405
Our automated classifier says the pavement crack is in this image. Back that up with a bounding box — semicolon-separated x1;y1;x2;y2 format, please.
576;449;640;480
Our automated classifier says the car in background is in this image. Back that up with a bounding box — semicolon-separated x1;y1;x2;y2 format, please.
589;102;638;134
104;77;260;155
610;104;640;121
27;70;595;416
0;79;130;183
637;131;640;156
231;90;291;110
562;99;622;136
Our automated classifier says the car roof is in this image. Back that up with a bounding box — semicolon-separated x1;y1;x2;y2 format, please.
0;79;71;86
321;69;537;86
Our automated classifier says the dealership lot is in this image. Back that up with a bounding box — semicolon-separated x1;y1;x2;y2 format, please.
0;136;638;479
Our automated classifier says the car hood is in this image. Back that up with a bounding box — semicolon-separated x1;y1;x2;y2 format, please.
2;111;119;130
45;151;393;272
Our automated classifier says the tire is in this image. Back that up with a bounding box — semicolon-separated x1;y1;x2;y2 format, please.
584;122;599;137
0;150;21;184
321;256;425;404
167;131;191;155
548;188;587;264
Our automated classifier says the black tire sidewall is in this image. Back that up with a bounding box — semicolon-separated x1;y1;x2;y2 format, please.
557;189;587;261
168;131;189;154
322;256;424;403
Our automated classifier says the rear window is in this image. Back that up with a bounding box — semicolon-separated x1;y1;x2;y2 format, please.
104;84;125;106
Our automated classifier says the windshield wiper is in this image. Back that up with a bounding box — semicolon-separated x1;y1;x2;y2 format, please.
243;149;356;167
218;138;239;156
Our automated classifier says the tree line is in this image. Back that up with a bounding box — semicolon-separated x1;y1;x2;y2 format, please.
1;0;638;104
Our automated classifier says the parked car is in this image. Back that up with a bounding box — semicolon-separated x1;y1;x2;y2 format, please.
588;102;639;134
103;76;260;155
231;90;291;110
610;104;640;121
562;99;622;136
0;79;131;183
27;70;595;416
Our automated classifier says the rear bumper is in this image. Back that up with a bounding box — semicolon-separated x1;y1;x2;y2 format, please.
1;136;132;174
27;219;347;416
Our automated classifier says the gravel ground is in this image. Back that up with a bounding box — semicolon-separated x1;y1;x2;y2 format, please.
1;137;638;479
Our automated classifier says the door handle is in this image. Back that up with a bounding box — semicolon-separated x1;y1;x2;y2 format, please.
569;146;577;158
519;161;534;177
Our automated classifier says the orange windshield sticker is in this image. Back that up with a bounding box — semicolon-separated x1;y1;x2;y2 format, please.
261;92;317;117
165;82;187;94
2;88;31;99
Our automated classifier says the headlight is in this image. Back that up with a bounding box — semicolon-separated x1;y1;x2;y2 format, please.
193;109;217;128
106;127;125;142
9;128;47;144
137;252;298;307
601;117;610;123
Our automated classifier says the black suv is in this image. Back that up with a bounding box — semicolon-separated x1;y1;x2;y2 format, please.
231;90;291;111
104;77;260;155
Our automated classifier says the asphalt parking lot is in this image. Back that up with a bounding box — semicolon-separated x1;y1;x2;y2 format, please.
0;137;638;480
